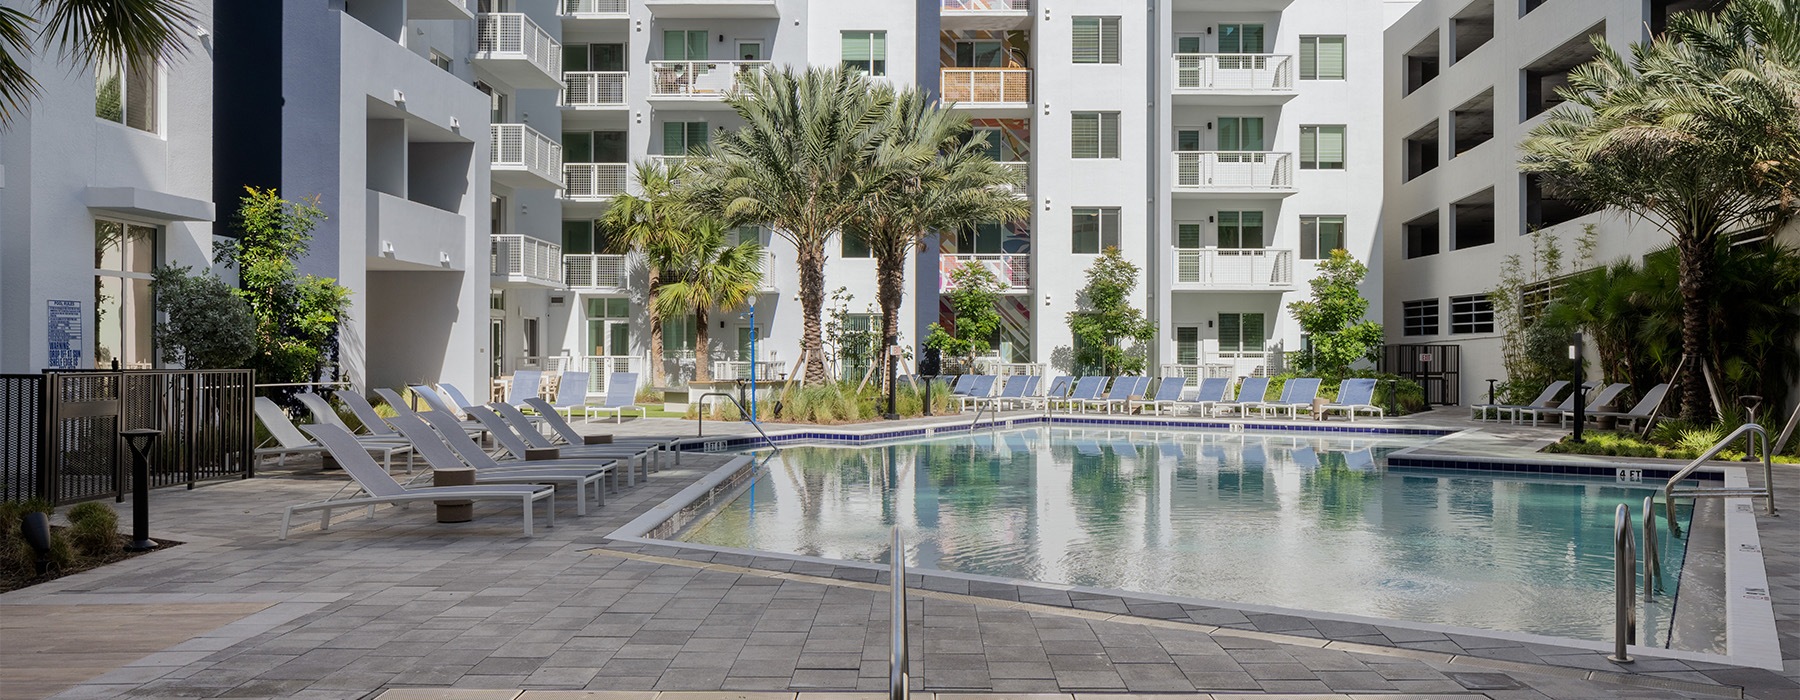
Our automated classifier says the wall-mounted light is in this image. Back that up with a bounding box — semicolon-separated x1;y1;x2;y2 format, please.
381;241;395;255
1206;121;1212;130
440;251;452;265
719;34;725;43
1208;215;1214;223
393;90;406;106
521;205;529;215
1206;27;1213;35
450;117;461;130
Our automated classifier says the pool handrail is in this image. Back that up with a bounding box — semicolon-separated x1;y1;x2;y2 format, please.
1642;495;1661;602
1661;422;1775;536
890;525;910;700
1610;503;1637;663
695;392;781;453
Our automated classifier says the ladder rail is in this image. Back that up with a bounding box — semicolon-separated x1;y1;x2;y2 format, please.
1662;423;1775;535
695;392;781;453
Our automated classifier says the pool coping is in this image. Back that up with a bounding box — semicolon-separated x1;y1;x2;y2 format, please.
611;436;1782;681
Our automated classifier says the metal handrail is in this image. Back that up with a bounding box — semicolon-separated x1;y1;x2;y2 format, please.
695;392;779;453
1610;503;1637;663
1642;496;1662;602
890;526;910;700
1662;423;1775;535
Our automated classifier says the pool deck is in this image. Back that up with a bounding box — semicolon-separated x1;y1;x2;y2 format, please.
2;408;1795;700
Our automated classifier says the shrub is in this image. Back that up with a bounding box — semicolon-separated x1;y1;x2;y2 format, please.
150;266;256;369
65;502;121;557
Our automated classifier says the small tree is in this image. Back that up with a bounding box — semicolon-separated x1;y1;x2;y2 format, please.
925;263;1002;371
1068;248;1155;375
651;218;764;383
1490;226;1595;402
1285;249;1383;377
214;187;351;387
149;265;254;369
823;287;881;381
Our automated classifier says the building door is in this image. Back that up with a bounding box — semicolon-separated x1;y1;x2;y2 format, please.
1176;128;1202;152
490;318;506;376
490;195;505;236
586;298;631;358
735;40;763;61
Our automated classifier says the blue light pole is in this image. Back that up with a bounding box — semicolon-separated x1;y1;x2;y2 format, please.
747;297;758;424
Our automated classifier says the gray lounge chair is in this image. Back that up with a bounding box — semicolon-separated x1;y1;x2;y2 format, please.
1514;382;1630;427
416;410;631;493
337;390;401;440
387;413;609;514
545;371;593;421
1212;377;1271;416
1471;380;1570;421
282;424;554;539
465;406;657;486
295;393;411;447
496;401;672;472
1131;376;1188;415
956;375;998;411
257;396;412;471
505;370;544;406
521;397;684;466
1583;383;1670;431
591;372;648;423
1260;378;1322;419
974;375;1033;411
1321;378;1384;421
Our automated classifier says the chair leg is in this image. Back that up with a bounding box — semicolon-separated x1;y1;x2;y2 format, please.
522;496;533;537
575;481;587;515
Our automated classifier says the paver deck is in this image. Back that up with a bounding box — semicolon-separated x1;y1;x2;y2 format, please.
0;408;1794;700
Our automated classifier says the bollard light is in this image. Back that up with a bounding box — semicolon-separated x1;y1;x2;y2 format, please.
121;429;161;551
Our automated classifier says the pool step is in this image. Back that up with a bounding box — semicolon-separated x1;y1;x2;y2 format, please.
1669;486;1775;499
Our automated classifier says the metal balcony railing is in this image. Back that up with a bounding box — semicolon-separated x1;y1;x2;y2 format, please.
941;68;1031;105
1172;53;1295;92
490;235;564;287
491;123;563;185
1173;151;1295;191
712;360;788;382
941;253;1029;292
564;71;627;107
942;0;1029;10
564;163;629;199
1172;248;1294;289
476;12;561;79
650;60;772;98
996;161;1028;194
561;0;628;14
564;253;630;289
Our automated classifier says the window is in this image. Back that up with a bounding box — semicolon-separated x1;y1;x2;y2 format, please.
1300;125;1346;169
1404;211;1441;258
430;51;454;72
1299;36;1345;80
733;225;761;247
94;220;157;368
1175;326;1201;365
955;223;1005;254
585;298;631;357
1301;215;1346;259
840;313;880;380
663;121;707;156
490;290;506;311
1216;117;1264;151
1072;208;1120;254
664;314;697;353
1217;211;1265;249
662;30;708;61
841;229;872;258
95;58;156;132
1218;24;1266;53
1072;16;1120;64
1071;112;1120;159
1218;313;1265;355
1450;294;1495;334
842;31;887;76
1175;222;1203;249
522;318;541;361
1403;299;1440;336
955;40;1005;67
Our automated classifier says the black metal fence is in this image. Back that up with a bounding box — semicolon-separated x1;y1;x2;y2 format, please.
0;370;255;505
1381;344;1462;406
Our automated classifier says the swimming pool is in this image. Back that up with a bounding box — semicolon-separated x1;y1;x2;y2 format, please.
678;426;1693;643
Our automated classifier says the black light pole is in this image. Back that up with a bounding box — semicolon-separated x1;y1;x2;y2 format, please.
1486;378;1498;406
120;429;161;551
1569;332;1585;443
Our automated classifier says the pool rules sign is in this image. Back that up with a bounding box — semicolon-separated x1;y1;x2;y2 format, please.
46;299;83;369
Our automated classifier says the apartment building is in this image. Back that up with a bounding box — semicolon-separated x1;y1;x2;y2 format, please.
1381;0;1721;404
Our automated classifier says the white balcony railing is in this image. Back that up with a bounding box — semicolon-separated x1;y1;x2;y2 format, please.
997;161;1028;194
491;123;562;186
941;68;1032;105
942;253;1030;293
1172;54;1295;93
564;71;627;107
584;356;642;396
476;13;561;80
1173;151;1295;191
561;0;628;14
942;0;1029;10
563;163;629;199
1162;359;1272;384
712;360;788;382
650;60;771;98
490;235;564;287
564;253;630;289
1173;248;1294;289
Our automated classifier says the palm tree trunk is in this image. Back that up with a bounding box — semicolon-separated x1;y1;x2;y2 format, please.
797;239;829;384
1676;233;1717;423
647;269;665;387
875;241;908;394
694;306;712;383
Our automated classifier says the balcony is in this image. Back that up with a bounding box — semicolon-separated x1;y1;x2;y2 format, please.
997;161;1028;196
565;253;631;290
491;124;563;189
563;163;629;200
1171;248;1295;291
941;68;1031;115
1172;151;1295;197
643;0;778;19
941;253;1030;294
491;234;564;288
1171;54;1296;104
564;71;627;108
941;0;1031;31
475;13;562;90
410;0;472;21
559;0;628;24
650;61;771;104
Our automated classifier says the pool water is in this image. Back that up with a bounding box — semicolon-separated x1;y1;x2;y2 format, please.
680;426;1692;643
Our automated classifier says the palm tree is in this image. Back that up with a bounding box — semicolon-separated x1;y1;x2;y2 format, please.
2;0;197;123
653;219;766;383
600;160;692;386
685;65;895;384
1519;2;1800;421
850;86;1029;391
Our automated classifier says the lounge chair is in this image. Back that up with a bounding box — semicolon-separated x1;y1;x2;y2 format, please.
1130;376;1187;415
1514;382;1630;427
387;413;609;514
465;406;658;486
1177;377;1232;416
1081;376;1137;414
1056;376;1106;413
1031;376;1072;411
435;383;482;419
1261;378;1322;419
505;370;544;406
256;396;413;471
1211;377;1271;416
956;375;998;411
496;401;673;472
521;397;683;465
281;424;554;539
372;387;417;416
974;375;1032;411
1470;380;1570;421
1582;383;1670;431
401;385;491;438
1321;378;1384;422
590;372;648;423
295;393;411;447
543;370;593;421
337;390;402;440
417;410;635;492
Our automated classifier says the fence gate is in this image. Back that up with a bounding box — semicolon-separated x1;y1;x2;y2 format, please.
1382;344;1461;406
1;375;46;502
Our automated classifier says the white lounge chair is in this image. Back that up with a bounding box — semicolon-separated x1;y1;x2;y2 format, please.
464;406;658;486
1320;378;1385;422
416;410;630;492
1583;383;1670;431
494;401;670;473
387;413;609;514
337;390;401;439
505;370;544;406
521;397;684;466
589;372;648;423
1517;382;1630;427
1212;377;1271;417
1029;376;1072;411
980;375;1040;412
1130;377;1187;415
1470;380;1569;421
281;424;555;539
543;371;593;421
295;393;412;448
1081;376;1138;414
256;397;412;471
